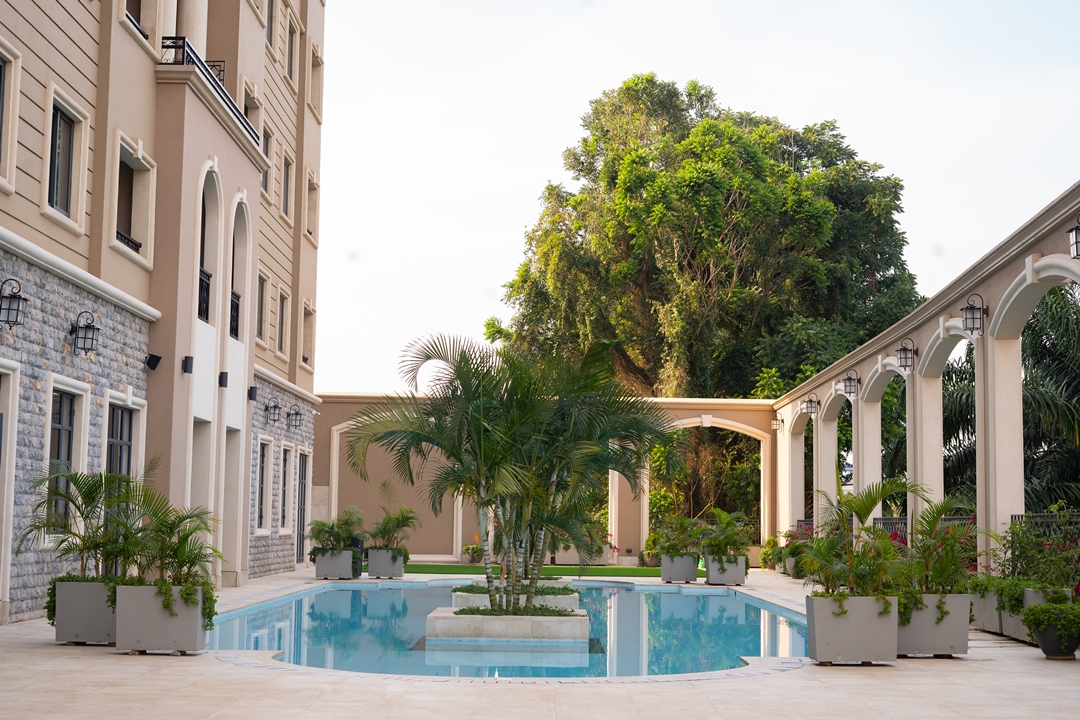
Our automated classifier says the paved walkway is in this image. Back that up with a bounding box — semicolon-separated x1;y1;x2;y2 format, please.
1;569;1077;719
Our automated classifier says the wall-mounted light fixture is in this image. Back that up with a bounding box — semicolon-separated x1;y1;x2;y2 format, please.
247;385;258;402
802;392;819;418
70;311;99;355
181;356;194;374
896;338;918;371
0;279;27;327
961;293;989;336
843;369;861;398
771;412;784;432
218;372;228;388
265;397;281;423
144;354;162;370
1068;212;1080;260
286;404;302;429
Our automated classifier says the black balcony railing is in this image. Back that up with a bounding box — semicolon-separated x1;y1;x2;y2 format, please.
115;229;142;253
198;268;212;323
230;290;241;339
125;11;149;40
872;515;976;541
159;36;259;147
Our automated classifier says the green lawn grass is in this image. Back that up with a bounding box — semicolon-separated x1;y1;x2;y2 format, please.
402;563;706;578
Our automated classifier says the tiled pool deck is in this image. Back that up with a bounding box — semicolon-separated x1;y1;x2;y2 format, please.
1;569;1077;719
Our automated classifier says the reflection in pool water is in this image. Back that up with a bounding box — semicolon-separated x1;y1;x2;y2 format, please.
208;584;806;678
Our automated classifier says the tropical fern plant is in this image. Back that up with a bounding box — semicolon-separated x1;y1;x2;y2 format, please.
307;505;364;557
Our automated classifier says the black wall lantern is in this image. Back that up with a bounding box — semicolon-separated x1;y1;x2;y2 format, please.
897;338;918;371
144;354;162;370
70;311;99;355
1068;212;1080;259
961;293;989;336
265;397;281;423
802;392;819;418
0;278;27;327
286;404;302;429
771;412;784;432
843;369;861;398
247;385;258;402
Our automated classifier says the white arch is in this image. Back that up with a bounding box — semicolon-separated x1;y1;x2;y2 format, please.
862;355;905;403
667;414;770;443
989;253;1080;339
919;317;975;379
819;383;849;422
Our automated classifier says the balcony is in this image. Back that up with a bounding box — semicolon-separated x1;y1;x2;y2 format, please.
159;36;258;147
230;291;241;339
115;229;142;254
198;268;211;323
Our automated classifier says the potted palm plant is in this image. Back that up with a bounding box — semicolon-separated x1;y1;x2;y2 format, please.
308;506;364;579
114;484;221;654
657;516;701;584
17;465;141;645
366;505;421;579
800;477;924;664
701;509;752;585
896;497;974;657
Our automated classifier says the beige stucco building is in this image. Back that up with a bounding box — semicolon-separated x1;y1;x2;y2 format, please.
0;0;325;623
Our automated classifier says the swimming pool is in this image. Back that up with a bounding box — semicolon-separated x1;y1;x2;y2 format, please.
208;582;807;679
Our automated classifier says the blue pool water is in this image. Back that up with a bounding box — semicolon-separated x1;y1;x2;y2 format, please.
208;582;807;678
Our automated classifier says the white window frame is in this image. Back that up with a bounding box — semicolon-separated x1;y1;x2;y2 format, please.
40;374;91;548
102;387;147;478
300;299;314;371
109;130;157;271
275;286;291;360
0;359;21;612
40;82;91;236
303;169;319;246
284;14;299;94
260;125;274;204
255;268;270;348
264;0;277;54
280;150;294;225
0;35;22;196
255;435;273;535
279;442;294;534
307;43;323;124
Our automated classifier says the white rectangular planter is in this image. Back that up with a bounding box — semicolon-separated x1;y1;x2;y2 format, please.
367;548;405;579
784;557;795;575
704;555;745;585
314;550;354;580
116;585;205;654
660;554;698;583
552;548;581;566
897;594;970;656
970;591;1001;634
54;581;115;645
805;595;898;664
426;606;589;642
452;591;580;611
1001;609;1030;643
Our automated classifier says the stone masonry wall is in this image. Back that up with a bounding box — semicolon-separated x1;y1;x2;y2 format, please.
0;248;149;623
247;375;314;578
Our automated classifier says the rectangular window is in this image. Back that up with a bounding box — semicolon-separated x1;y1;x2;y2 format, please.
302;303;314;367
277;291;288;354
107;405;134;476
49;107;75;216
49;390;75;522
0;57;6;165
280;447;291;527
261;128;272;192
296;453;308;562
287;23;296;80
257;441;269;529
309;49;323;120
282;156;292;216
265;0;275;47
256;274;267;340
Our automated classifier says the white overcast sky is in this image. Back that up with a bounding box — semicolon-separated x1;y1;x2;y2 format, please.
315;0;1080;394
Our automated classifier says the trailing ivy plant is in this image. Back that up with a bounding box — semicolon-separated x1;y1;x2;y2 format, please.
1022;602;1080;650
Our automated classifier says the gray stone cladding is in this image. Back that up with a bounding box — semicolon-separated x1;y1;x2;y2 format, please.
247;375;314;578
0;248;149;623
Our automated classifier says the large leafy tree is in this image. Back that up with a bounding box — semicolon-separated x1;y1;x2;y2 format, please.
490;74;921;516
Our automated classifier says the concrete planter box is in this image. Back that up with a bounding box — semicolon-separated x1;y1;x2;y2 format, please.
970;591;1002;634
806;595;898;664
116;585;205;654
1001;609;1031;643
426;606;589;642
314;550;354;580
367;548;405;579
1024;588;1069;607
897;594;971;656
747;546;762;568
452;591;580;611
552;548;581;566
55;581;115;645
784;557;795;575
704;555;745;586
660;554;698;583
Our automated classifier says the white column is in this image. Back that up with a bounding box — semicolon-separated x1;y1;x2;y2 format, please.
759;436;774;541
813;416;837;526
975;335;1026;563
607;468;619;563
776;420;804;531
161;0;178;37
907;372;944;525
852;398;883;520
177;0;209;56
